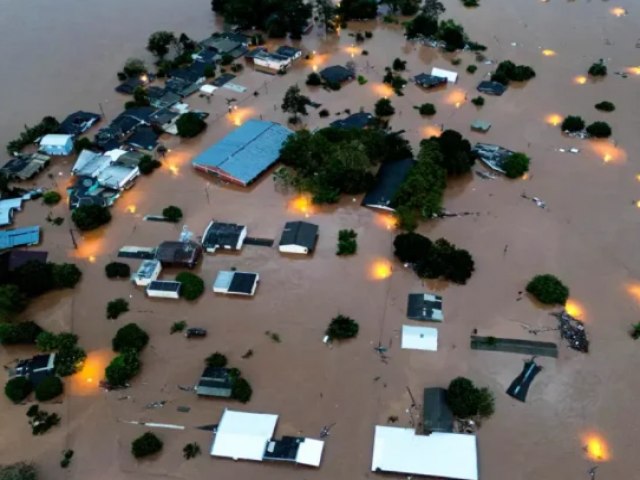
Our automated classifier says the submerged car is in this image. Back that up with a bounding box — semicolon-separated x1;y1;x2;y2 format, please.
185;328;207;338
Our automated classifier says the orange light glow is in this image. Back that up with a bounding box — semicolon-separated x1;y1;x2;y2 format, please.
423;125;442;138
636;200;640;209
370;259;393;280
582;433;611;462
307;53;329;68
288;194;314;217
542;49;556;57
610;7;626;17
635;174;640;182
372;83;394;98
521;173;530;180
313;64;318;72
228;107;252;127
69;350;113;396
126;204;136;214
565;299;585;320
574;75;587;85
625;66;640;75
88;256;96;263
445;89;467;107
375;213;398;231
589;142;627;165
545;114;563;126
626;283;640;304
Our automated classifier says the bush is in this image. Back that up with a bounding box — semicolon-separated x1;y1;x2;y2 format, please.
446;377;494;419
105;350;141;386
0;321;43;345
375;98;395;117
176;113;206;138
175;272;204;300
336;229;358;255
594;101;615;112
588;60;607;77
131;432;163;459
162;205;183;222
357;75;368;85
394;232;432;263
6;116;60;156
462;0;479;6
43;191;61;206
4;377;33;403
319;109;330;117
503;152;530;179
74;137;94;154
326;314;359;340
306;72;322;86
53;344;86;377
0;285;28;320
204;64;215;78
220;53;233;66
630;322;640;340
471;96;485;107
105;262;130;279
491;60;536;85
28;406;60;435
123;58;147;77
561;115;585;133
0;462;37;480
206;352;228;368
466;64;477;74
170;321;186;334
392;58;406;71
395;205;418;232
417;103;436;116
231;377;253;403
183;442;201;459
34;376;63;401
138;155;161;175
586;121;612;138
72;204;111;231
526;274;569;305
51;263;82;289
113;323;149;352
107;298;129;320
429;130;475;175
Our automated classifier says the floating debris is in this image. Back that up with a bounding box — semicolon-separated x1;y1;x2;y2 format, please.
475;170;497;180
557;148;580;154
552;310;589;353
521;193;547;209
145;400;167;409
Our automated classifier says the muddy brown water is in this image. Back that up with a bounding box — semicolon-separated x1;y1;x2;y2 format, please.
1;0;640;479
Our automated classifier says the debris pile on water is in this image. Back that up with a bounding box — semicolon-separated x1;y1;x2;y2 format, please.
552;310;589;353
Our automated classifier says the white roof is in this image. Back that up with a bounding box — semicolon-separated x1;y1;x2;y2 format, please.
431;67;458;83
200;84;217;94
104;148;128;162
213;270;234;291
97;165;138;189
211;409;278;461
0;198;22;226
296;438;325;467
72;149;112;177
40;134;73;146
401;325;438;351
372;426;478;480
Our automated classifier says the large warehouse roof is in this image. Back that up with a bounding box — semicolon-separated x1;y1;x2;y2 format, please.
210;409;278;461
192;120;292;186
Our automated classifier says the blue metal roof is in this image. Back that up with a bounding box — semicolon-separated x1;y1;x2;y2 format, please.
192;120;293;186
0;226;40;250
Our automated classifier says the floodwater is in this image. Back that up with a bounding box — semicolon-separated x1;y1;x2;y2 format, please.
1;0;640;479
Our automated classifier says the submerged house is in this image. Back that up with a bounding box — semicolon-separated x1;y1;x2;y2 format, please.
199;34;248;60
470;119;492;133
126;125;159;152
279;221;318;254
39;134;73;156
146;280;181;299
213;271;260;296
196;367;234;398
431;67;458;84
202;221;247;253
0;153;50;181
0;250;48;283
330;112;374;130
406;292;444;322
477;81;507;96
58;111;101;135
11;353;56;385
472;143;515;174
0;198;23;226
131;259;162;287
320;65;355;85
414;73;448;89
362;158;415;212
155;241;202;269
423;388;454;434
0;226;40;250
253;51;293;74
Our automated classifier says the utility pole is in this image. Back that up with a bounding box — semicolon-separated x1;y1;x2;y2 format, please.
406;386;417;408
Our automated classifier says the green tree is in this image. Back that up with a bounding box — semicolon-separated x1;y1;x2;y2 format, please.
132;86;150;107
132;432;163;458
417;103;436;116
526;274;569;305
466;64;477;74
594;101;615;112
491;60;536;85
446;376;495;419
176;272;205;300
630;322;640;340
206;352;228;368
43;191;61;206
0;462;37;480
315;0;337;31
4;377;33;403
503;152;530;178
107;298;129;320
54;344;86;377
105;350;141;386
586;121;612;138
588;60;607;77
471;96;485;106
12;261;53;297
375;98;395;117
71;204;111;231
281;85;310;123
326;314;359;340
138;155;161;175
306;72;322;86
204;64;215;78
430;130;474;175
0;321;43;345
176;113;207;138
162;205;183;223
338;0;378;20
123;58;147;77
393;232;432;263
34;376;63;401
112;323;149;352
0;285;28;321
231;377;253;403
337;229;358;255
35;331;59;351
561;115;585;133
74;137;94;153
51;263;82;289
395;205;418;231
392;58;407;71
147;31;176;59
422;0;445;18
105;262;131;279
405;13;438;39
437;19;466;51
183;442;201;460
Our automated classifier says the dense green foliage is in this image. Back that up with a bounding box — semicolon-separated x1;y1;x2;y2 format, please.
281;85;310;123
205;352;228;368
27;405;61;435
72;204;111;231
586;121;612;138
43;191;61;206
6;116;59;155
462;0;479;7
336;229;358;255
426;129;475;176
4;377;33;403
0;285;28;320
471;96;485;106
326;314;359;340
132;432;163;458
176;113;207;138
35;332;86;377
375;98;395;117
306;72;322;86
437;19;466;51
147;31;175;58
382;69;407;95
466;64;477;74
231;377;253;403
105;262;131;279
112;323;149;353
338;0;378;20
630;322;640;340
594;101;615;112
526;274;569;305
417;103;436;116
123;58;147;77
394;233;475;284
34;376;63;402
176;272;205;300
588;60;607;77
0;462;37;480
107;298;129;320
162;205;183;222
405;14;438;39
105;350;141;386
491;60;536;85
503;152;530;179
446;377;495;419
138;155;161;175
561;115;585;133
0;321;43;345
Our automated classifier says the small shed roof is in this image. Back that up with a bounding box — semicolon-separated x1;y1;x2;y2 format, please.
423;388;454;433
401;325;438;351
40;134;73;147
196;367;233;397
203;221;245;250
134;259;161;280
279;221;319;250
229;272;258;294
211;409;279;460
407;293;443;322
59;111;101;135
155;241;202;266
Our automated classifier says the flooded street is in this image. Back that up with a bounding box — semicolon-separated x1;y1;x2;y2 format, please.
1;0;640;479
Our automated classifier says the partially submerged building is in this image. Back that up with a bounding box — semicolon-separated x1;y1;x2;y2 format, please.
330;112;374;130
414;73;448;89
58;111;101;135
126;125;159;152
279;221;318;254
39;134;73;156
431;67;458;84
319;65;355;85
196;366;234;398
192;120;293;187
11;353;56;386
146;280;181;299
0;198;23;226
210;409;324;467
199;34;248;60
131;259;162;287
477;80;507;96
472;143;515;174
155;241;202;269
213;271;259;296
362;158;415;212
0;226;40;250
423;388;454;434
0;153;50;181
406;292;444;322
202;221;247;253
470;120;492;133
401;325;438;351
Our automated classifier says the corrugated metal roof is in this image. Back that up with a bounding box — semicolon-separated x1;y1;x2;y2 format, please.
0;226;40;250
193;120;292;185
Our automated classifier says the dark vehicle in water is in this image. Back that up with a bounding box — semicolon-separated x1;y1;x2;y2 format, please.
185;328;207;338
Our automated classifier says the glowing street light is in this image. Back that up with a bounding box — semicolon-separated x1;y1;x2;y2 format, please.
610;7;627;17
574;75;587;85
542;49;556;57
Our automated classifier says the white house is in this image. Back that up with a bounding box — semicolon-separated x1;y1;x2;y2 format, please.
431;67;458;84
254;52;292;73
372;426;478;480
278;221;319;255
39;134;74;156
96;164;140;190
146;280;181;299
72;150;112;178
131;259;162;287
213;271;259;296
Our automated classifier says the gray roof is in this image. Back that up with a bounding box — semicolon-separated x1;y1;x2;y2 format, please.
414;73;447;89
155;241;202;267
423;388;454;433
279;221;319;251
196;367;233;397
407;293;443;322
203;222;245;250
362;158;415;211
471;120;491;132
320;65;354;84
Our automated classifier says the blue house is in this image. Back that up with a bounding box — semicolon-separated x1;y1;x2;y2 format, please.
39;134;74;156
0;226;40;250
